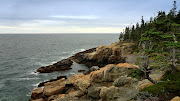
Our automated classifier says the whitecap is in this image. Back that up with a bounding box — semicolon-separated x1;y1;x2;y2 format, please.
32;83;39;87
61;57;66;59
80;49;85;51
51;61;56;64
15;77;40;81
29;71;39;75
26;92;31;97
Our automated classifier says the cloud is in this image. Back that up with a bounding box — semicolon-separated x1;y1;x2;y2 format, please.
51;15;98;20
0;25;123;33
19;20;66;27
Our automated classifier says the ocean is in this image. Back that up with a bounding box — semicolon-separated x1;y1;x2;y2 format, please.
0;34;119;101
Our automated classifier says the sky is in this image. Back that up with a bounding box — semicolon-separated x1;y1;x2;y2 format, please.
0;0;180;34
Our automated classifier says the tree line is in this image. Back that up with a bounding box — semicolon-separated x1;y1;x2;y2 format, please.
119;1;180;83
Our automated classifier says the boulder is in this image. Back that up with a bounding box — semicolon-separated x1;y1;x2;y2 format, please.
171;96;180;101
116;63;139;69
108;55;120;64
37;59;73;73
102;64;132;82
100;85;138;101
136;79;154;91
84;66;100;75
113;76;138;87
66;74;85;85
87;86;101;99
99;86;119;101
87;46;112;63
90;66;100;71
90;69;104;83
31;87;43;100
68;90;84;98
75;75;91;92
43;78;66;97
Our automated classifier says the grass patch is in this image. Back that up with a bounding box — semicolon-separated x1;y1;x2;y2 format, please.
128;68;144;80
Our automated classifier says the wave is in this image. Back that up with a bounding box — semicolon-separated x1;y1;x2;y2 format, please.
32;83;39;87
29;71;39;75
35;62;49;66
14;77;40;81
71;48;86;55
80;49;85;51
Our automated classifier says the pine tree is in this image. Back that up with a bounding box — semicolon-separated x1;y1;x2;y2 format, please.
167;1;177;22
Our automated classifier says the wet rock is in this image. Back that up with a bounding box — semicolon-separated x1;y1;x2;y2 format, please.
78;70;86;72
57;75;67;79
37;59;73;73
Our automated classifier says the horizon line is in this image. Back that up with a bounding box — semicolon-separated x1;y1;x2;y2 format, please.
0;33;120;34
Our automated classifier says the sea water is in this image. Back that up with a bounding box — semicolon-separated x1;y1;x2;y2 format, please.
0;34;119;101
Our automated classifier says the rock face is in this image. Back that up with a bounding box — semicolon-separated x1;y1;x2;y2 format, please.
38;75;67;87
37;59;73;73
70;42;133;67
171;96;180;101
31;88;43;100
30;63;142;101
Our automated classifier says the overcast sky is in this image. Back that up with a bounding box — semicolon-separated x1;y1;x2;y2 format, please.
0;0;179;33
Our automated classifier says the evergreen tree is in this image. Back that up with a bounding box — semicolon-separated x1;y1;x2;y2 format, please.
167;1;177;22
130;25;136;41
175;10;180;24
124;27;130;41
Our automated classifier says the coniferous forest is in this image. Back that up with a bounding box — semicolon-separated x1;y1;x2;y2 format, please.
119;1;180;66
119;1;180;100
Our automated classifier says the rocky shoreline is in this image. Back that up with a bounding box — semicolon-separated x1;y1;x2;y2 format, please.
29;42;177;101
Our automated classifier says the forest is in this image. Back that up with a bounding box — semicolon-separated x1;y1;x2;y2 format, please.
119;1;180;100
119;1;180;69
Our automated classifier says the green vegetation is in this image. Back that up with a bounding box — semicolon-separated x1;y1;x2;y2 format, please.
119;0;180;75
120;1;180;100
119;1;180;57
140;71;180;99
128;68;144;80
